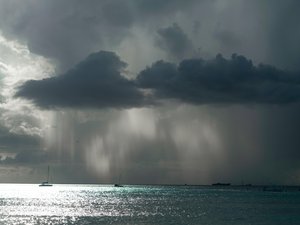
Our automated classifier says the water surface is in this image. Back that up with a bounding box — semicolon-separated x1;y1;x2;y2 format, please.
0;184;299;224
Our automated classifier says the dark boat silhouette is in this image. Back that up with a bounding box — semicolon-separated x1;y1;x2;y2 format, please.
39;165;53;187
39;181;52;187
212;183;231;186
114;174;123;187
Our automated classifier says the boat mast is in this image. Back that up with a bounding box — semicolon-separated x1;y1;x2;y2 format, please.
47;165;50;183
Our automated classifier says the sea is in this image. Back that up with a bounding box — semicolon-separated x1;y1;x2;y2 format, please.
0;184;299;225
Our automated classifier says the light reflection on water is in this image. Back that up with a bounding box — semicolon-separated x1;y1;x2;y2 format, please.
0;184;299;224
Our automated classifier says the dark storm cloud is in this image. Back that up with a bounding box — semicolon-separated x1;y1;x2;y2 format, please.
135;0;198;15
156;23;194;60
16;51;147;109
137;54;300;104
2;0;300;185
0;0;132;70
17;52;300;109
264;0;300;70
0;0;199;70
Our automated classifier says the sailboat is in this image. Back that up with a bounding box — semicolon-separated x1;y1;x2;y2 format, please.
114;174;123;187
39;165;53;187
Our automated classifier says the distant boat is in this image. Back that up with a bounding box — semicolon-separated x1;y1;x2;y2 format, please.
114;174;123;187
39;165;53;187
212;182;231;186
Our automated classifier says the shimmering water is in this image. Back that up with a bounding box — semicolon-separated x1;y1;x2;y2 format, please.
0;184;299;224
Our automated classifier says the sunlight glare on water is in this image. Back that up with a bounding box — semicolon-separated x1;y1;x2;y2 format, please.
0;184;299;224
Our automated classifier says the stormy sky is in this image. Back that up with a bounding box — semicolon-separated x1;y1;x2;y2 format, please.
0;0;300;185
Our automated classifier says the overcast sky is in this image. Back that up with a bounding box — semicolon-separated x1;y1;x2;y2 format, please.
0;0;299;185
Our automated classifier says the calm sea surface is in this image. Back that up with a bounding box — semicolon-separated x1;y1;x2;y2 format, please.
0;184;299;224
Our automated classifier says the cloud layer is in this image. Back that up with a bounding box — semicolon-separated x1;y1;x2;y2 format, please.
137;54;300;104
156;23;194;60
17;51;300;109
16;51;146;109
0;0;198;71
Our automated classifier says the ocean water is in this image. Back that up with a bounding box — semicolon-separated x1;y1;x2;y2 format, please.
0;184;299;225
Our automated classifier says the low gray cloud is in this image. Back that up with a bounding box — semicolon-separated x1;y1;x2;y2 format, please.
156;23;194;60
16;51;147;109
0;125;40;152
17;52;300;109
1;150;50;165
214;30;241;50
0;0;199;71
137;53;300;105
264;0;300;70
0;123;47;165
